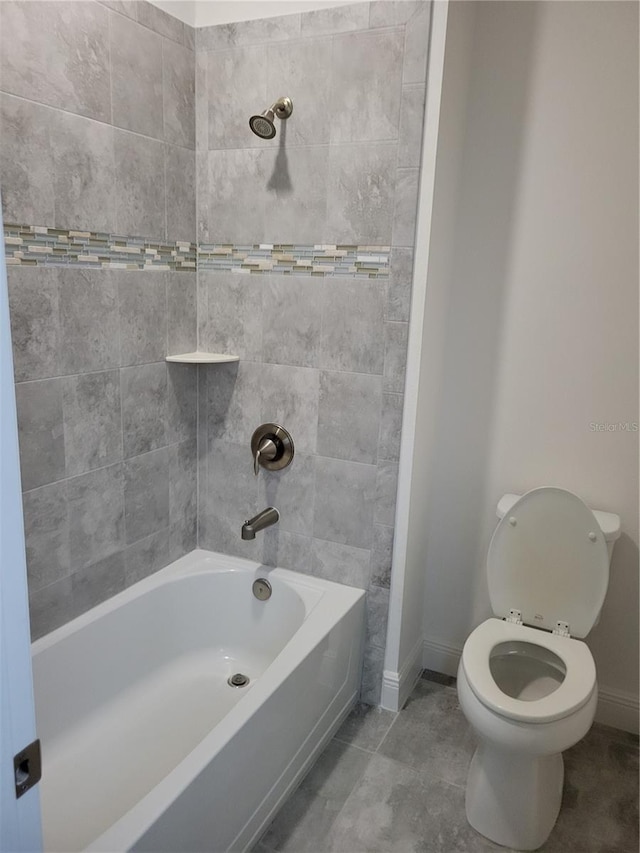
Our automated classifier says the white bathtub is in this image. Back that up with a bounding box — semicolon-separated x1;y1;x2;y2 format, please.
31;549;366;852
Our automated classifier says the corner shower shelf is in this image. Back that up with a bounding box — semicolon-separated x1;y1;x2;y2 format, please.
165;351;239;364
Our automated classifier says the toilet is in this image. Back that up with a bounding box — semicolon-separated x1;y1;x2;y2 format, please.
457;487;621;851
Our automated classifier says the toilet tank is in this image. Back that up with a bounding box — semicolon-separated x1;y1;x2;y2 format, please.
496;493;621;562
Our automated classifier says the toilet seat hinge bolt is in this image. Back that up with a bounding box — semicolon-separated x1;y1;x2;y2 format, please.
554;620;571;638
506;608;522;624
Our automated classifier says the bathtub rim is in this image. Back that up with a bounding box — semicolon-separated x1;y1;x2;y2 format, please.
32;548;365;852
31;549;333;656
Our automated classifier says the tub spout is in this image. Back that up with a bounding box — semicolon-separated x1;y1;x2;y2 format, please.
241;507;279;540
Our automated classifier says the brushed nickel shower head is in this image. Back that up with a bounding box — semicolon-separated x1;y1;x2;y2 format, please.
249;97;293;140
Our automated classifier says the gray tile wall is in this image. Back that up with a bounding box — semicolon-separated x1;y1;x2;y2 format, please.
9;267;197;639
2;1;430;706
196;1;430;703
0;0;195;241
1;0;198;640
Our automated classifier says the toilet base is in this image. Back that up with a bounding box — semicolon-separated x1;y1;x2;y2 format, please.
465;743;564;850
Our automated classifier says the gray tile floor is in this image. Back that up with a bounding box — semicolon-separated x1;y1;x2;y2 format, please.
255;672;639;853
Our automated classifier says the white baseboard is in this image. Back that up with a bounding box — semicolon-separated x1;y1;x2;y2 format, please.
380;635;424;711
422;636;639;735
422;637;462;678
595;686;639;734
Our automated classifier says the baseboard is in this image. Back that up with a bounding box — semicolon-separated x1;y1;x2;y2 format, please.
380;635;424;711
422;637;639;735
422;637;462;678
595;686;639;734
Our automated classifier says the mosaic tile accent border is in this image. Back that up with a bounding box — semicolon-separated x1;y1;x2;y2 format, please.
4;224;196;271
4;226;390;279
198;243;390;278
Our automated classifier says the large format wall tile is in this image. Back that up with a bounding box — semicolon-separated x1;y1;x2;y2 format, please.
326;144;397;244
393;168;420;247
403;0;431;84
5;1;430;705
192;0;430;708
8;267;61;383
0;1;111;122
199;271;263;360
206;148;269;243
111;12;164;139
58;270;119;375
1;95;118;233
166;145;196;242
266;39;333;147
313;456;377;550
311;538;372;589
0;1;196;242
118;274;167;366
124;448;170;544
398;85;426;168
15;379;65;491
163;38;195;149
260;452;316;536
167;272;197;355
121;363;168;457
206;45;270;150
205;360;263;446
166;363;197;444
22;481;69;594
201;440;260;556
300;3;370;36
319;280;385;375
197;12;301;52
71;552;126;616
330;29;404;144
62;371;122;477
369;1;425;29
261;276;322;368
114;130;166;239
260;364;320;456
0;95;55;226
261;145;330;244
51;110;117;233
66;463;124;571
137;0;184;45
317;371;383;465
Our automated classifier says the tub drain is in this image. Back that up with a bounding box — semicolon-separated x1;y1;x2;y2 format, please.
228;673;250;688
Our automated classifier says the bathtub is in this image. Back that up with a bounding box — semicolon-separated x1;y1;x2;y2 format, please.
31;549;366;852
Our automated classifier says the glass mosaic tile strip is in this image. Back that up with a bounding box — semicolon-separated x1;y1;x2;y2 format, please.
4;224;197;271
4;226;390;278
197;243;390;277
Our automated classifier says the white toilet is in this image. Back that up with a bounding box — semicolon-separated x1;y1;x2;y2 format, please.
457;487;621;851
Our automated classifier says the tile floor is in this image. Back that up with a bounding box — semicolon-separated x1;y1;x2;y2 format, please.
255;672;639;853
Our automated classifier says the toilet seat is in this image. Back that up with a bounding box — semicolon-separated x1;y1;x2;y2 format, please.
462;618;596;724
487;487;610;637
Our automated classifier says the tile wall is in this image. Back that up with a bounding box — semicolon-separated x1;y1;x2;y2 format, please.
195;1;430;702
0;0;198;638
2;0;430;703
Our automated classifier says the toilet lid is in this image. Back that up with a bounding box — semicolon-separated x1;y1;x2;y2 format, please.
487;487;609;638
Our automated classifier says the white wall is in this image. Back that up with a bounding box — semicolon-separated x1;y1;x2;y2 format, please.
382;0;452;710
149;0;368;27
421;0;638;730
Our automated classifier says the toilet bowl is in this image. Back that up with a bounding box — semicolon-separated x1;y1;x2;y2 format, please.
457;487;620;851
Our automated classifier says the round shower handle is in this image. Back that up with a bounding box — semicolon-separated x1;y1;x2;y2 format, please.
251;424;294;475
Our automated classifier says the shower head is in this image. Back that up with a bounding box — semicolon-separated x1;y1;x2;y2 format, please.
249;96;293;140
249;110;276;139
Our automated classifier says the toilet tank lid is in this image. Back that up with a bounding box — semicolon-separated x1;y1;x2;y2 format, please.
497;493;621;543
